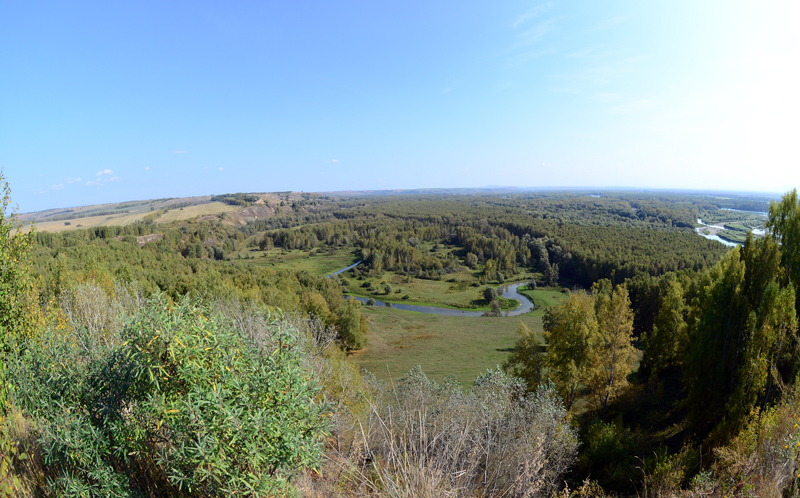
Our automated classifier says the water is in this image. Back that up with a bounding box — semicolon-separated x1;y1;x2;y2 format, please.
696;233;739;247
348;282;535;317
696;219;740;247
326;260;361;277
720;208;769;216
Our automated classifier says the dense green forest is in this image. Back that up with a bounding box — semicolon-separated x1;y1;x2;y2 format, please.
3;178;799;497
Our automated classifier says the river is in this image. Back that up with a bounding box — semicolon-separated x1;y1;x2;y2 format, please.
695;218;740;247
326;260;362;277
328;261;535;316
349;282;534;317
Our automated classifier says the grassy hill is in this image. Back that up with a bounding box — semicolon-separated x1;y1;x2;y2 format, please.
18;191;312;233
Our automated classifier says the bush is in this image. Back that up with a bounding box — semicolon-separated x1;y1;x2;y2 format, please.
10;295;329;497
359;368;578;497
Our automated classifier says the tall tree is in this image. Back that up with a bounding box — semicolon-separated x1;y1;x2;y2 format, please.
767;189;800;312
684;250;749;431
337;298;369;350
503;322;545;391
642;277;688;377
589;285;636;417
543;291;597;409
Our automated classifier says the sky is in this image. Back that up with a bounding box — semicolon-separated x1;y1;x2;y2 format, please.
2;1;799;213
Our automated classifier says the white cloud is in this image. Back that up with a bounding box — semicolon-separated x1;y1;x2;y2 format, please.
51;183;64;190
218;167;224;171
65;177;82;184
513;3;553;28
106;177;121;182
96;169;113;176
331;159;339;163
86;180;101;186
144;167;150;171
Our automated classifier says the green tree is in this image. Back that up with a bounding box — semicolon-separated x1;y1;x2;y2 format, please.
767;189;800;312
543;291;597;409
642;277;688;377
503;322;545;391
0;174;36;495
589;285;636;417
684;250;749;431
337;297;368;350
384;283;393;295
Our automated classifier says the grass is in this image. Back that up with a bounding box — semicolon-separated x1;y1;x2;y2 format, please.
20;198;238;233
351;288;567;384
156;202;238;223
341;269;538;310
516;285;567;310
236;247;360;275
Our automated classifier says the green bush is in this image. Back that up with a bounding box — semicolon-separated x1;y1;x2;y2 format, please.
11;295;329;497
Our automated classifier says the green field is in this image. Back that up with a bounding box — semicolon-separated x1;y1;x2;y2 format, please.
237;247;360;275
341;268;539;309
351;288;566;384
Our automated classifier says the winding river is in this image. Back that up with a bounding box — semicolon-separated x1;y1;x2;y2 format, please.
327;263;535;316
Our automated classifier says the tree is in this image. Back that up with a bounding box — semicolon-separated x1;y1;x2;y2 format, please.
0;174;37;494
465;252;479;269
543;291;597;409
337;298;368;350
767;189;800;306
545;262;559;286
642;277;688;377
384;283;393;295
684;250;749;431
503;322;545;391
589;285;636;417
483;286;497;303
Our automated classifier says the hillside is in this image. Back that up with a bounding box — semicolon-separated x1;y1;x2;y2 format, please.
18;192;317;233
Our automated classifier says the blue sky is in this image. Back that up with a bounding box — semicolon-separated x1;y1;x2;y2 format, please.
2;1;799;213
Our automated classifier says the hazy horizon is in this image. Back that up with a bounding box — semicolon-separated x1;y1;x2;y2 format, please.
19;184;783;216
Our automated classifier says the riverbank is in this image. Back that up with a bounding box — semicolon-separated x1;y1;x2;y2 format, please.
346;281;535;317
351;287;567;383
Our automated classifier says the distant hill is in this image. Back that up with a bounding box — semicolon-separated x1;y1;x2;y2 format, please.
19;191;312;233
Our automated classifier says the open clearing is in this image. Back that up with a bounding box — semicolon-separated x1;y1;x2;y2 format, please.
351;288;566;384
238;247;361;276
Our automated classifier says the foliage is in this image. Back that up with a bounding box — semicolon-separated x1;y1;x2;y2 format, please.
579;417;641;489
360;367;578;498
641;276;688;377
684;239;798;438
336;298;368;350
713;389;800;497
767;188;800;313
0;173;37;496
544;291;597;409
503;322;545;391
588;285;636;417
10;295;329;497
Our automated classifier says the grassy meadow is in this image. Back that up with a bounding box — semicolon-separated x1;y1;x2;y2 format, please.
236;247;360;275
351;288;566;384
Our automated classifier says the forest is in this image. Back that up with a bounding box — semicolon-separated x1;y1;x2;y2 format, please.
2;177;799;497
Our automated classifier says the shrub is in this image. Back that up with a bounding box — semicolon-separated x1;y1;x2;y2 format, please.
11;295;329;497
359;367;578;497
